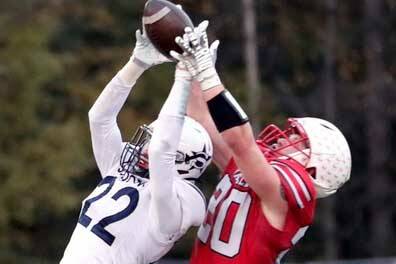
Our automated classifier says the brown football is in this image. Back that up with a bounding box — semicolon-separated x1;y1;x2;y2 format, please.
143;0;194;59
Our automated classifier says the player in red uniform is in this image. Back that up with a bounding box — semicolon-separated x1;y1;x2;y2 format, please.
171;21;352;263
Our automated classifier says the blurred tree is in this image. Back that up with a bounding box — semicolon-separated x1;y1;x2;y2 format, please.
320;0;337;119
0;0;173;260
319;0;338;259
364;0;392;256
242;0;261;133
0;0;91;258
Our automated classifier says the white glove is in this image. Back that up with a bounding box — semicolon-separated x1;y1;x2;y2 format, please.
170;21;222;91
131;29;172;69
174;39;219;82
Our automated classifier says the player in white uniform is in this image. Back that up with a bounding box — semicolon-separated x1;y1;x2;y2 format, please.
60;28;214;264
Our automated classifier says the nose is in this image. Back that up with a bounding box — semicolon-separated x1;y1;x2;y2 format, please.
277;138;288;147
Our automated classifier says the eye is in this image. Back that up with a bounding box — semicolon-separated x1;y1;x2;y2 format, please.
270;143;279;150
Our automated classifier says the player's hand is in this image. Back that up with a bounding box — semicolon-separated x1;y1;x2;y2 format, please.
131;29;172;69
174;40;219;84
170;21;222;91
209;39;220;65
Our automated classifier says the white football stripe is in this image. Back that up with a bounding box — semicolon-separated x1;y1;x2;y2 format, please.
276;226;309;263
276;249;289;264
272;164;304;209
291;226;309;244
143;6;171;24
288;166;311;201
272;160;311;201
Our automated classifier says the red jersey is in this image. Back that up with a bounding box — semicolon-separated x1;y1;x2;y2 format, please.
190;155;316;264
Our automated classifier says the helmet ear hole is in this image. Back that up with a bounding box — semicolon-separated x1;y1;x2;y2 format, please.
307;167;316;179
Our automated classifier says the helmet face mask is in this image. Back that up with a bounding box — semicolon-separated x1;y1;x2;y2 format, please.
120;117;213;181
259;117;352;199
258;119;311;166
119;125;152;179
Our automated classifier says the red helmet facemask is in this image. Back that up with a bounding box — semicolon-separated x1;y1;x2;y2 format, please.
256;118;311;166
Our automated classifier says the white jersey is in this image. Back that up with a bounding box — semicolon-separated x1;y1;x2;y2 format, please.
61;74;206;264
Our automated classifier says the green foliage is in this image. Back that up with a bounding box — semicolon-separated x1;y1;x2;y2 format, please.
0;5;93;256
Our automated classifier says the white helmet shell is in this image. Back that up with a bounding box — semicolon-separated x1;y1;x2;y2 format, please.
294;117;352;198
150;116;213;180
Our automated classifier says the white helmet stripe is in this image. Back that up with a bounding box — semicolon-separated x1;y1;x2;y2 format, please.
272;164;304;209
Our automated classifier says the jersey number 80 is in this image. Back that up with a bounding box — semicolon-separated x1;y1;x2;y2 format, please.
197;175;252;257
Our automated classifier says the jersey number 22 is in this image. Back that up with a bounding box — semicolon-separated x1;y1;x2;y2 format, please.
78;176;139;246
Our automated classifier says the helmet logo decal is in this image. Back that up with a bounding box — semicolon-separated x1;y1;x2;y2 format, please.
176;145;211;175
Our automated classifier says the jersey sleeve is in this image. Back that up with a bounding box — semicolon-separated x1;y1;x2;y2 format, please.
271;159;316;226
88;74;133;177
148;179;206;245
175;179;207;230
148;77;194;243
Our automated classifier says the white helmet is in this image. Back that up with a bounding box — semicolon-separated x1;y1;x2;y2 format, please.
120;116;213;180
258;117;352;198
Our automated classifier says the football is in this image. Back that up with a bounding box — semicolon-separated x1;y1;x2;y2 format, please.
143;0;194;59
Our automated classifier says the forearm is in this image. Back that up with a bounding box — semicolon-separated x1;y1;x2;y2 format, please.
188;82;231;171
173;21;284;204
149;77;191;167
221;123;256;156
149;117;183;235
118;58;146;86
203;86;281;202
87;60;145;176
201;85;254;166
148;116;184;236
149;77;191;235
88;60;145;124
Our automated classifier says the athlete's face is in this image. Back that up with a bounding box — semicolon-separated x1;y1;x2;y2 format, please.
137;142;150;170
271;134;308;155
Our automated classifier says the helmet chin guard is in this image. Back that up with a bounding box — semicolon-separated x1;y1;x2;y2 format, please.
258;117;351;198
120;116;213;181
